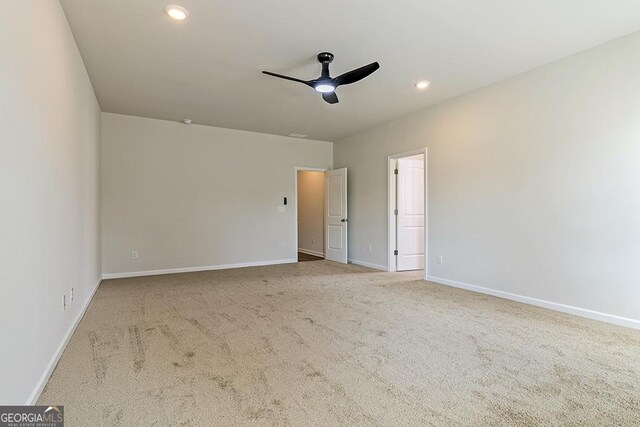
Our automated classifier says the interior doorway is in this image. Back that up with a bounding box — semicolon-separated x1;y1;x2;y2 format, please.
388;149;428;279
296;168;326;262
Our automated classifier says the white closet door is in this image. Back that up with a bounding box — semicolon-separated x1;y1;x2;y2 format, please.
397;158;424;271
325;168;347;263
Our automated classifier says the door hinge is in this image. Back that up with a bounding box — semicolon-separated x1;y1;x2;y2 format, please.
394;168;398;175
394;209;398;215
394;249;398;255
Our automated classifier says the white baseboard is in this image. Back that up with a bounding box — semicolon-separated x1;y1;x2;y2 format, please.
348;259;388;271
26;277;102;405
298;248;324;258
102;259;298;280
427;275;640;330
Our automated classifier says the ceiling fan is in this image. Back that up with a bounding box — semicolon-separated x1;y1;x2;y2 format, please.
262;52;380;104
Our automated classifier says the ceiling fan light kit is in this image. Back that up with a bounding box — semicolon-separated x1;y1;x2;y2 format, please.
262;52;380;104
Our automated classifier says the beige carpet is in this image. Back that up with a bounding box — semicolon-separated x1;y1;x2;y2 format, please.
39;261;640;426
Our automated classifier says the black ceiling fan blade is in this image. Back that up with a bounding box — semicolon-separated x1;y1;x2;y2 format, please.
322;92;339;104
262;71;313;87
333;62;380;87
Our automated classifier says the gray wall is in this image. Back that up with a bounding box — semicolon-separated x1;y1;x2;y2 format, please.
334;31;640;324
0;1;102;404
101;113;333;275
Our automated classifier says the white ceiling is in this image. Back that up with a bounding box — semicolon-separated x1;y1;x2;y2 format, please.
60;0;640;141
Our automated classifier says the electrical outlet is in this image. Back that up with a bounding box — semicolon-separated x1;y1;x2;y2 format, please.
63;294;67;311
368;245;373;253
70;287;74;302
132;251;139;260
437;255;443;265
312;238;315;244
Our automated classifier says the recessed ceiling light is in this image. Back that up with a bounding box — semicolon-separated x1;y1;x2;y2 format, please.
182;119;192;124
415;81;430;90
165;5;189;20
288;133;308;138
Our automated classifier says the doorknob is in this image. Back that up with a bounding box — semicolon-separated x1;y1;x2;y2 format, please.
341;218;348;223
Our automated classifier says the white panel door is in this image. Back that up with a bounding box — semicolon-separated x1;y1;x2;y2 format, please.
325;168;348;263
397;158;424;271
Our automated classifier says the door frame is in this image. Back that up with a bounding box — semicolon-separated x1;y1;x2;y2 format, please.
387;148;428;280
294;166;328;259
